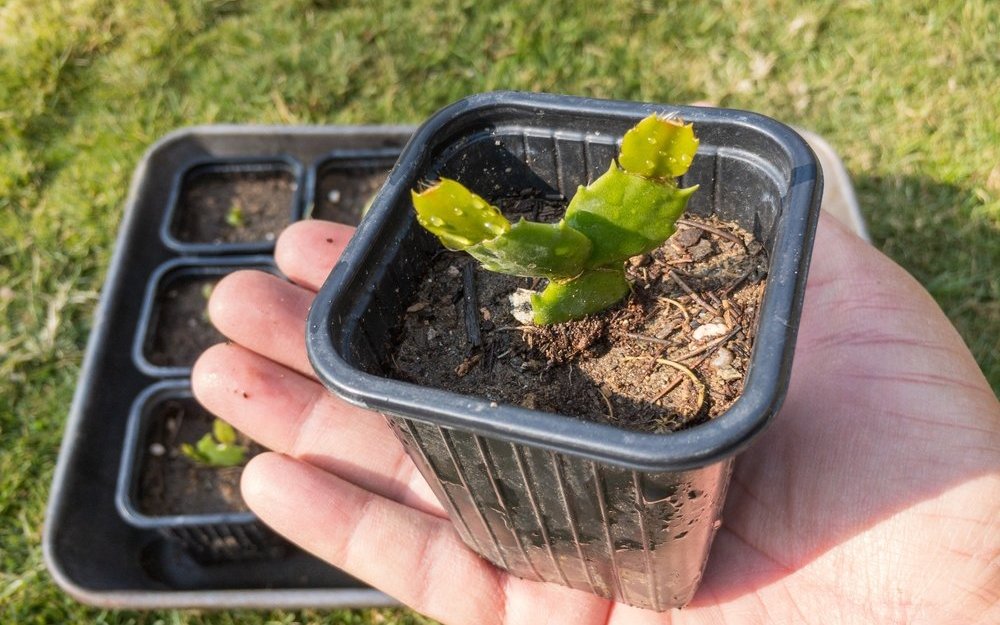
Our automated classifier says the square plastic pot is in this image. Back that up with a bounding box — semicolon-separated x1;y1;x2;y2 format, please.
161;157;305;255
306;92;822;610
133;257;278;377
116;380;287;564
307;148;401;225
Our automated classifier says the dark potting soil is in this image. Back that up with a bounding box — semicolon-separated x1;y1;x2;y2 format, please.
145;276;224;368
311;167;390;226
172;169;295;244
137;397;262;516
389;209;768;433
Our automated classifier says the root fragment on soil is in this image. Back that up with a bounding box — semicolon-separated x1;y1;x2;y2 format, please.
676;218;745;248
597;387;614;420
624;356;706;417
656;296;691;321
671;325;741;362
668;270;720;317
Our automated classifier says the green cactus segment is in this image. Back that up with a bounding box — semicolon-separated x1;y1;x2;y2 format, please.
412;179;510;250
467;219;592;279
213;419;237;445
180;418;247;467
618;114;699;180
564;164;698;268
530;268;630;325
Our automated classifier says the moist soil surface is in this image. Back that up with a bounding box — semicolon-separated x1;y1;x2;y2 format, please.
145;275;224;368
390;208;768;433
172;169;295;244
311;166;390;225
137;397;261;516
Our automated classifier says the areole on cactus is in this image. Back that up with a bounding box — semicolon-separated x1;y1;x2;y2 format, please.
411;114;700;324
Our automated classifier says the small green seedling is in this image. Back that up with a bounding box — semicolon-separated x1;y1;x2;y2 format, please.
412;114;699;324
225;202;245;228
180;418;247;467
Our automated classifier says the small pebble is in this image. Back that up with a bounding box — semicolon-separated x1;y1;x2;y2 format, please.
693;323;728;341
446;265;461;277
327;189;342;203
671;227;702;248
717;366;743;381
426;328;438;341
710;347;734;369
406;301;428;313
149;443;166;457
508;288;535;325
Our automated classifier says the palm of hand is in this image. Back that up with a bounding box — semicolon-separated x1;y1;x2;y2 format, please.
192;214;999;625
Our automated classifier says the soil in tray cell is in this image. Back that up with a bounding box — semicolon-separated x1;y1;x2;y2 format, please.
311;166;390;226
172;168;296;244
137;397;262;516
144;275;224;368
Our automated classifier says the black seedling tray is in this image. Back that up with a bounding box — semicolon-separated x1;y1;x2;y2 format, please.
44;125;413;609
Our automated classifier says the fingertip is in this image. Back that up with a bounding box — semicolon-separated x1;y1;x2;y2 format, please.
274;220;320;264
207;269;270;332
190;342;233;404
240;451;283;507
241;453;324;519
275;220;354;290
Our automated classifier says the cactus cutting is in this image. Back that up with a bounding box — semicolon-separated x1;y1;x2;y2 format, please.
412;114;700;324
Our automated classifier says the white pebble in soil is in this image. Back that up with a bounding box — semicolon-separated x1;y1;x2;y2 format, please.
327;189;342;204
149;443;166;457
692;323;728;341
710;347;734;369
508;288;535;325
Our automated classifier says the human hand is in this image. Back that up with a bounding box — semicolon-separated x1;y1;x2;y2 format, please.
192;212;999;624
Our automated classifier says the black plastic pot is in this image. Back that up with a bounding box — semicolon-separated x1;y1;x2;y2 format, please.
116;380;287;563
133;257;278;377
307;148;402;225
162;157;305;255
307;92;822;610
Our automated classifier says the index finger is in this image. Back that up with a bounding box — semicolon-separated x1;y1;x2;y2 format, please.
275;220;355;291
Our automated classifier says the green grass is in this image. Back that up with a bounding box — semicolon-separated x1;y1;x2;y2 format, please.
2;0;997;622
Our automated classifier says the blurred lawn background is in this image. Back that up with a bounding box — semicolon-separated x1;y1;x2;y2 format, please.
1;0;997;623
